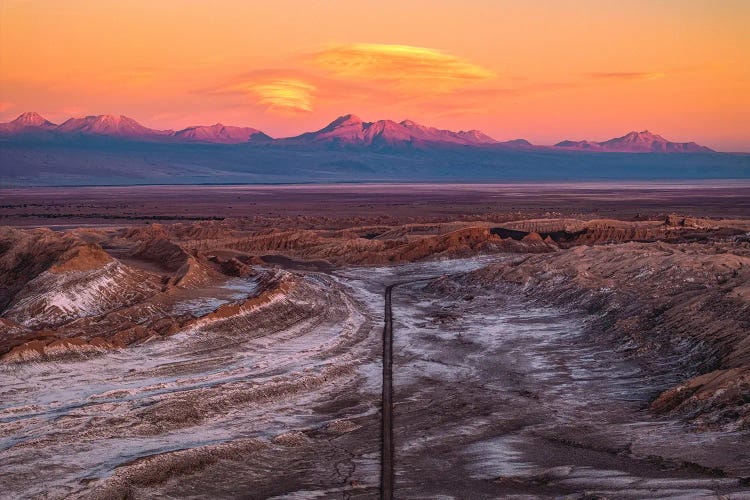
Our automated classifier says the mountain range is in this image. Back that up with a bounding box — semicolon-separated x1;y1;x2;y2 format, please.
555;130;713;153
0;112;715;153
2;111;744;186
0;112;271;144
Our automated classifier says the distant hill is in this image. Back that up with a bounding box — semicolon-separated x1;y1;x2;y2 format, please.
555;130;714;153
0;112;271;145
279;114;498;148
0;112;57;136
55;114;174;140
173;124;271;144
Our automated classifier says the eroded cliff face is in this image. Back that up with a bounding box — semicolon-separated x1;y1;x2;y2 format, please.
2;216;748;363
0;264;381;499
462;240;750;431
0;227;273;362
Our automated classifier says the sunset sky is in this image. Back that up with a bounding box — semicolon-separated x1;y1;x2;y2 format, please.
1;0;748;150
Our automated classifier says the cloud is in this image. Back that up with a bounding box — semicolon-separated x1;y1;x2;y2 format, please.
202;45;496;115
588;71;665;81
231;77;316;114
307;43;494;92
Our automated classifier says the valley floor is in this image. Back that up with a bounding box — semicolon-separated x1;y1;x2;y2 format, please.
1;257;749;498
2;181;750;228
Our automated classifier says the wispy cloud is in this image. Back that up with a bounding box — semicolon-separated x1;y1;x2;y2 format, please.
307;43;494;92
203;44;498;115
226;76;316;114
587;71;665;81
250;79;315;114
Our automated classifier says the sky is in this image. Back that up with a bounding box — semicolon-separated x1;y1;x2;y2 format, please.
1;0;749;150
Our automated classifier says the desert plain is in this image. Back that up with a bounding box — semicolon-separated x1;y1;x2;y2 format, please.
1;182;749;499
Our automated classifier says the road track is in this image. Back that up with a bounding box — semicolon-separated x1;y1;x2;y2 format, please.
381;283;395;500
382;278;434;499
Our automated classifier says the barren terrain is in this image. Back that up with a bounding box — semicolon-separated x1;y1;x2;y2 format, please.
1;183;749;499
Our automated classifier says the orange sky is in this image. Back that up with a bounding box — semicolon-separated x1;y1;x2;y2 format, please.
1;0;748;150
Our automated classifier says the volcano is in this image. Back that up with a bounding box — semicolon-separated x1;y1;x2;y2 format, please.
555;130;714;153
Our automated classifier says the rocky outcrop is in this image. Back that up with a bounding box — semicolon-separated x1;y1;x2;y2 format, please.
491;218;746;248
218;225;554;265
4;258;160;328
0;227;276;362
2;336;117;363
0;227;86;310
129;237;220;287
2;216;746;366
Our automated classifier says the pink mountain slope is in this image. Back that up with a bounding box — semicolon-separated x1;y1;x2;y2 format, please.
54;114;174;139
0;112;57;134
396;119;497;146
174;123;271;144
283;114;498;147
556;130;714;153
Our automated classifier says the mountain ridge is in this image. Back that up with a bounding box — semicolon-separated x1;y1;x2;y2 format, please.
55;114;174;139
173;123;271;144
555;130;714;153
0;111;717;152
0;112;58;135
279;114;499;148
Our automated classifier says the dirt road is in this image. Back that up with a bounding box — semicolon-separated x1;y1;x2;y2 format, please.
381;284;395;500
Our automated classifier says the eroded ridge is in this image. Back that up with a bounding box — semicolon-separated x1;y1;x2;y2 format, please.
388;266;750;498
0;265;383;498
0;211;749;498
